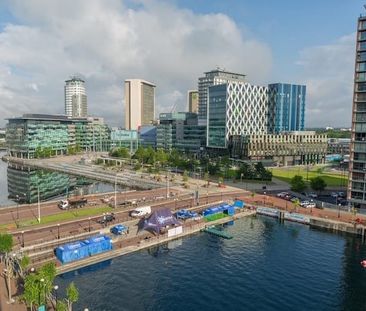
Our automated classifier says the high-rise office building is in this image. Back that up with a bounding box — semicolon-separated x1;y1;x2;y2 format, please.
268;83;306;133
207;81;268;149
349;10;366;208
125;79;155;130
64;75;87;117
187;90;198;113
198;68;246;124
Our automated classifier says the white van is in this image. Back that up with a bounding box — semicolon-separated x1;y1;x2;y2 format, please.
130;206;151;217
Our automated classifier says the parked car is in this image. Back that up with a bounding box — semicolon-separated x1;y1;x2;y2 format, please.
300;200;310;207
277;192;289;198
290;197;299;203
130;206;151;218
331;192;338;198
309;192;318;198
338;192;346;198
307;202;316;209
98;213;116;224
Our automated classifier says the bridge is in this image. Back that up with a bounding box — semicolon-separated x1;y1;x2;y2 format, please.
4;156;167;190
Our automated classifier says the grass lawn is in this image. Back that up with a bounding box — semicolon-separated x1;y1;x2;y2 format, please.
204;212;228;222
17;206;113;228
270;166;347;187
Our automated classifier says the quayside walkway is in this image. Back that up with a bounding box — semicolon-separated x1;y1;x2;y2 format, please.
56;208;256;275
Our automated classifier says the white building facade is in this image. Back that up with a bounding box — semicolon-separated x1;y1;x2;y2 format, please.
64;76;87;118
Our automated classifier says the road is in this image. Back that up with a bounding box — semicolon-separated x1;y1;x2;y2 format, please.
0;187;179;227
11;190;247;250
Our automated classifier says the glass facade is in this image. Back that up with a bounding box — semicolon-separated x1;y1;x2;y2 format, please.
110;129;138;152
268;83;306;133
349;15;366;207
7;165;76;203
141;83;155;126
198;69;246;122
6;115;110;158
207;84;227;148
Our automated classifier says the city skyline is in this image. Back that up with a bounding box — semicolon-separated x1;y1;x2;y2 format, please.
0;1;363;128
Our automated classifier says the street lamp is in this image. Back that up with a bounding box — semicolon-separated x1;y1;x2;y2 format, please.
39;278;45;306
57;224;60;240
338;204;341;218
21;231;24;247
88;217;91;232
53;285;59;307
263;191;266;206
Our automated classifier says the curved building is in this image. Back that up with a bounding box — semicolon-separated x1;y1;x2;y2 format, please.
65;75;87;117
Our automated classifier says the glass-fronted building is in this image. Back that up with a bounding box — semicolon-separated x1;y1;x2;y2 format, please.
6;114;110;158
207;81;269;148
156;112;206;153
198;69;246;124
349;12;366;208
268;83;306;133
110;128;139;153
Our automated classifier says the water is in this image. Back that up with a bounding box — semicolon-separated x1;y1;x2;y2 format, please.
0;153;119;206
56;216;366;311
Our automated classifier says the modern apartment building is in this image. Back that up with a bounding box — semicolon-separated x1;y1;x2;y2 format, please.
125;79;155;130
188;90;199;113
207;81;269;149
348;12;366;208
268;83;306;133
65;75;87;118
198;69;246;124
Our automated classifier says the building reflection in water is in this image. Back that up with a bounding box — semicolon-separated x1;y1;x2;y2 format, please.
7;164;77;204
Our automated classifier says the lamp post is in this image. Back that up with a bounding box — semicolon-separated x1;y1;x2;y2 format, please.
88;217;91;232
53;285;59;307
263;191;266;206
15;194;19;221
37;186;41;223
39;278;45;306
338;203;341;218
21;231;24;247
114;174;117;208
57;224;60;239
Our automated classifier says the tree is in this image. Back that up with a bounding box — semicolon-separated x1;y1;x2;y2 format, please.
66;282;79;311
183;170;189;182
22;262;57;309
204;172;210;186
0;233;13;256
293;198;300;212
290;175;307;192
310;176;327;194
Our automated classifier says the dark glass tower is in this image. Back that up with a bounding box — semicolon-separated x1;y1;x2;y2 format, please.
349;11;366;208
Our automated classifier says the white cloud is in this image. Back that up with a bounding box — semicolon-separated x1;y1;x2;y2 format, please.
296;33;355;128
0;0;272;127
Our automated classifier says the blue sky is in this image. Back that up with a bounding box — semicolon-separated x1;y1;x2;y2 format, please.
0;0;364;127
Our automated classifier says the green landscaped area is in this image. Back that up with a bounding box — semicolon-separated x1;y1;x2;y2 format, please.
15;206;113;229
270;166;347;187
204;212;228;222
